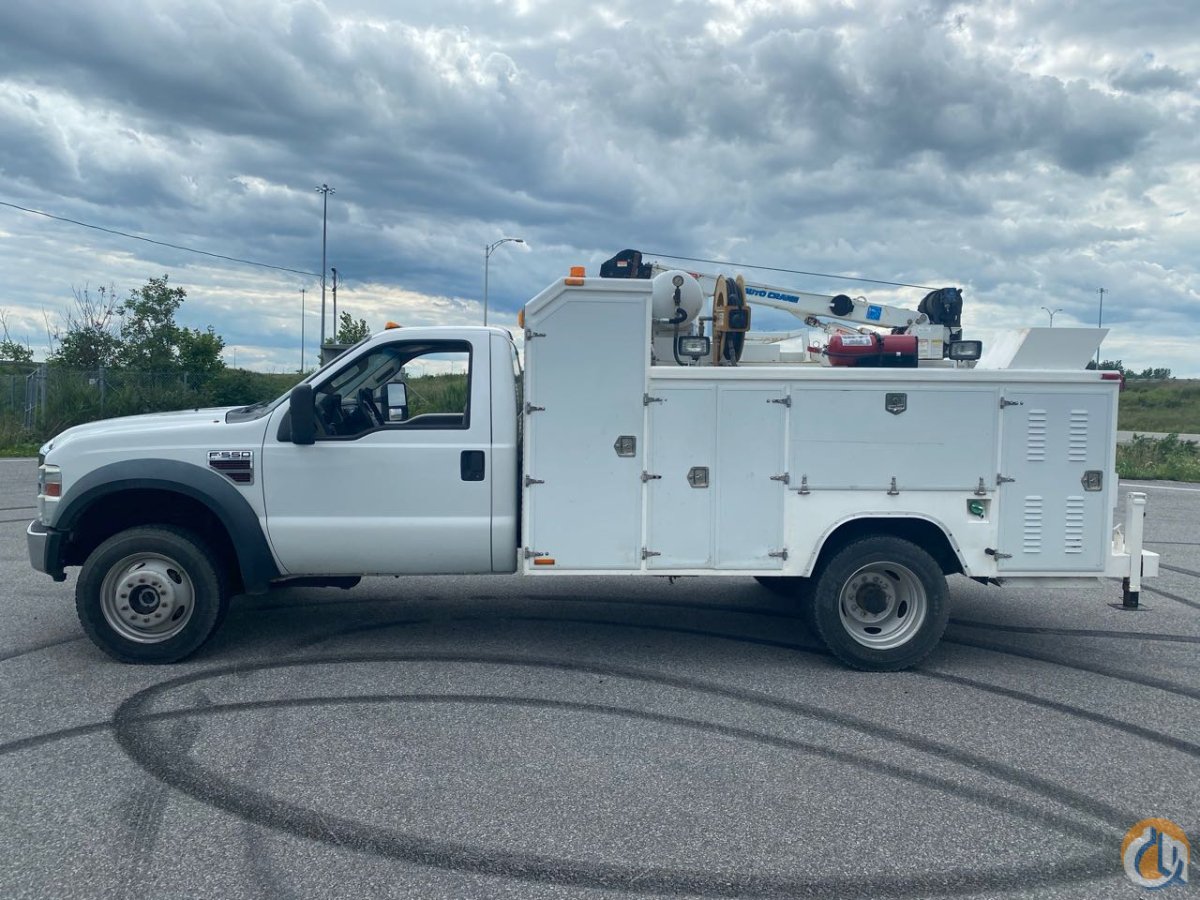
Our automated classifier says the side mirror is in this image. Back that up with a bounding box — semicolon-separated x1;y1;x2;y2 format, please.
385;382;409;421
290;384;316;444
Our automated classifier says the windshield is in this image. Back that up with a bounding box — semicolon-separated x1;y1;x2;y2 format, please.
224;337;373;423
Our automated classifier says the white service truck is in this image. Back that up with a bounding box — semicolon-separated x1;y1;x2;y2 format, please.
28;262;1159;670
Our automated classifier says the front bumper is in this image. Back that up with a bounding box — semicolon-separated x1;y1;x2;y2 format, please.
27;521;66;582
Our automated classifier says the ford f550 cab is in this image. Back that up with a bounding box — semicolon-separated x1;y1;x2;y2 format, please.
28;266;1159;671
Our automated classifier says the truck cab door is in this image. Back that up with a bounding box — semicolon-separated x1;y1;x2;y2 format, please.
261;335;494;576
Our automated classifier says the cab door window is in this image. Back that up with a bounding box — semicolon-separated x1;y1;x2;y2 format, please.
312;340;471;439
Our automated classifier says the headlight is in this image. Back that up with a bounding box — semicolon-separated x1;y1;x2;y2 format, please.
38;464;62;499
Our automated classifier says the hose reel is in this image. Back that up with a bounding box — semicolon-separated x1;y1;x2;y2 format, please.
711;274;751;365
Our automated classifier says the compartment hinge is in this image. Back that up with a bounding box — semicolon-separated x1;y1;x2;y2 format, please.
769;396;792;407
768;548;789;560
887;476;900;496
524;548;549;559
642;547;661;560
524;475;544;487
524;402;545;414
996;473;1016;486
524;329;545;341
641;471;661;482
985;548;1013;560
795;474;811;495
1000;397;1023;409
769;473;790;484
644;393;665;406
974;477;988;496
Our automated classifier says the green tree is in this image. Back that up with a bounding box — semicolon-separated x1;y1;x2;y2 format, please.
50;277;225;377
0;311;34;363
1131;366;1172;381
177;326;226;379
332;310;371;344
117;276;187;371
49;285;123;370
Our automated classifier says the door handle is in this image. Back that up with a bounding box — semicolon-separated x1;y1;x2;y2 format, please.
460;450;486;482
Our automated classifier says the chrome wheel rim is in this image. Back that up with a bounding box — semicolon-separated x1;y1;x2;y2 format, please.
100;552;195;643
837;561;928;650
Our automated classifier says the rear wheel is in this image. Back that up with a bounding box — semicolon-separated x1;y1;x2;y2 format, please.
76;525;228;664
811;536;948;671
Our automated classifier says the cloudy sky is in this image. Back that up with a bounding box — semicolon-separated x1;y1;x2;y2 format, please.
0;0;1196;374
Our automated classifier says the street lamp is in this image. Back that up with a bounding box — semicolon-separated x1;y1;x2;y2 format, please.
484;237;524;326
1096;287;1106;366
315;183;335;346
331;267;338;336
300;287;306;372
1040;306;1063;326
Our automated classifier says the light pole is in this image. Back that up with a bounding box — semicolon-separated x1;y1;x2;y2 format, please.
1040;306;1062;326
484;237;524;326
331;267;338;338
300;287;306;372
315;183;335;346
1096;287;1106;366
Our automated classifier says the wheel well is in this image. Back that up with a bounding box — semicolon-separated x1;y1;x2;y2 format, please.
812;517;963;577
63;489;243;593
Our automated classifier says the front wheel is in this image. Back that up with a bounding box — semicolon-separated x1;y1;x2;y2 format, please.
75;525;229;664
811;536;948;671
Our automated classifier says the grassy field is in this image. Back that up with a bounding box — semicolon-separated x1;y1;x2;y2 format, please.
1118;379;1200;433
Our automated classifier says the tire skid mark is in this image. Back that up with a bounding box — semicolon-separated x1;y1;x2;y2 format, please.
948;618;1200;645
917;670;1200;758
114;654;1149;835
109;655;1134;899
1160;563;1200;579
301;611;1200;759
300;605;1199;702
239;707;303;900
1142;584;1200;611
117;691;209;899
945;635;1200;701
0;634;84;663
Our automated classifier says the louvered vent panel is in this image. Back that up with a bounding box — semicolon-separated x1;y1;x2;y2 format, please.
209;456;253;485
1022;495;1044;553
1064;496;1085;553
1067;409;1089;462
1026;409;1047;462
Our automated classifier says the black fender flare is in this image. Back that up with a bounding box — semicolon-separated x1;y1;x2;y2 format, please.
53;459;280;593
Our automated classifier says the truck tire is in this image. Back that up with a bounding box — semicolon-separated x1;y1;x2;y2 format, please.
810;536;948;671
75;525;229;664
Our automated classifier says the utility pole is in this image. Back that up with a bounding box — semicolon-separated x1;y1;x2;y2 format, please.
315;183;335;346
331;267;338;337
1096;287;1106;367
300;287;306;372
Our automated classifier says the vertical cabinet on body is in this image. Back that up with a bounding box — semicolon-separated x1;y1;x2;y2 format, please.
645;383;787;570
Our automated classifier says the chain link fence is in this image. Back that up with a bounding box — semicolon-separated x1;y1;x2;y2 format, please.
0;364;300;446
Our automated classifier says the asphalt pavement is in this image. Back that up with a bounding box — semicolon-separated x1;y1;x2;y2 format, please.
1;456;1197;899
